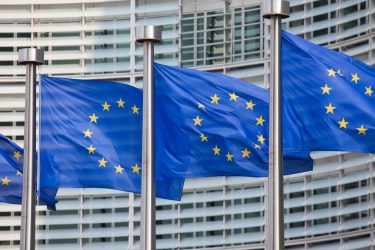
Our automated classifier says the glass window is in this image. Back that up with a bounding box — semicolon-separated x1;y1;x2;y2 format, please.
206;230;223;236
182;19;194;32
244;39;260;53
289;19;304;28
342;5;358;16
289;221;304;228
314;218;329;225
314;13;328;22
234;13;242;26
342;20;357;30
313;0;328;8
197;18;204;30
290;4;304;13
244;9;260;24
197;32;204;44
234;27;242;40
314;203;329;210
234;42;242;54
360;2;366;10
313;28;328;37
182;35;194;46
244;24;260;38
290;206;304;213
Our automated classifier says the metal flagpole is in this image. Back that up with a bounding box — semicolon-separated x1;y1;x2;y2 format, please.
18;48;44;250
263;1;289;249
136;26;161;250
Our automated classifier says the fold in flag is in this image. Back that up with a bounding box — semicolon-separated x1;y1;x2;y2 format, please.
39;76;184;202
282;31;374;153
154;63;312;180
0;134;24;204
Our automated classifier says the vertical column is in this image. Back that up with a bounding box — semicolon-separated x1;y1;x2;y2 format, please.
81;3;86;74
263;1;289;249
136;26;161;250
177;0;183;66
128;193;135;250
130;0;137;85
18;48;44;250
79;190;84;249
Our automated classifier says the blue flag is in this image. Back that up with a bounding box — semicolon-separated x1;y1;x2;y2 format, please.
154;63;312;180
282;31;374;153
39;76;184;201
0;134;57;208
0;134;24;204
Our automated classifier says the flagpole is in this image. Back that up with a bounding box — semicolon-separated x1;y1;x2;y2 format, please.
18;48;44;250
263;1;289;249
136;26;161;250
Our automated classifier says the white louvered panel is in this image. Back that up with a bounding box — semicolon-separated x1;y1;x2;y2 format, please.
0;112;24;122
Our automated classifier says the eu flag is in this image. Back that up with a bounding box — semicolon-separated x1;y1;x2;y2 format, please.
0;134;23;204
39;76;184;201
282;31;374;153
154;63;312;180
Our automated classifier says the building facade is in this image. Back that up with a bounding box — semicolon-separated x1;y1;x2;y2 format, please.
0;0;374;249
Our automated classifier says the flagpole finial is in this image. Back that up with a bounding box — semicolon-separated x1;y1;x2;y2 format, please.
136;26;162;43
18;48;44;65
263;0;290;19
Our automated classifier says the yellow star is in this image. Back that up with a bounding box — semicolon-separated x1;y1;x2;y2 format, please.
13;151;22;160
357;125;367;135
327;68;336;77
365;86;373;96
83;129;92;138
351;73;360;84
132;164;141;174
198;102;205;109
89;113;99;123
241;148;250;158
229;92;239;101
246;100;256;110
225;152;233;162
210;94;220;104
117;98;125;108
86;145;96;154
131;105;139;114
212;145;220;156
115;165;124;174
193;116;203;126
102;102;111;111
98;158;108;167
199;133;208;142
338;118;349;129
321;84;331;94
16;171;22;176
254;144;261;149
325;103;336;114
1;176;10;185
256;115;266;126
257;135;265;144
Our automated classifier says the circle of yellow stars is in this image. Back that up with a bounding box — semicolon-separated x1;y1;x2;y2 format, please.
84;99;141;175
192;92;267;163
325;68;370;135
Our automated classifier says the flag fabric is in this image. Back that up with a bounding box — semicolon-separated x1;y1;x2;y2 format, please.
154;63;313;180
0;134;57;208
0;134;24;204
282;31;374;153
39;76;184;201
